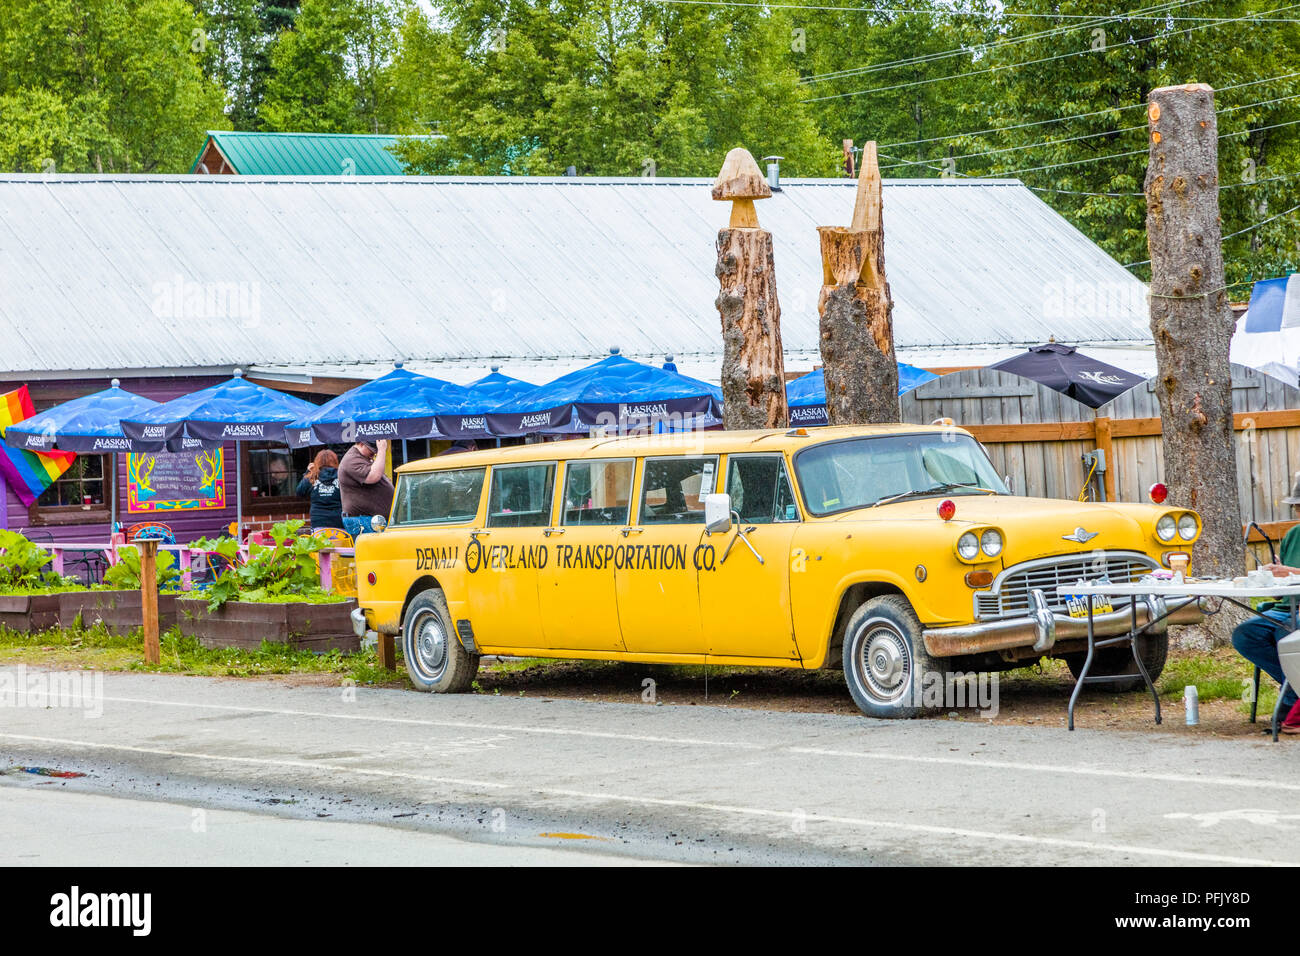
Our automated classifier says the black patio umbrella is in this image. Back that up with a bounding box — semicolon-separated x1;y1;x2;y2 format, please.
988;343;1144;409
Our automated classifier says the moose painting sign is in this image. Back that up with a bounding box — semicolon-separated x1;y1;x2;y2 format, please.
127;448;225;513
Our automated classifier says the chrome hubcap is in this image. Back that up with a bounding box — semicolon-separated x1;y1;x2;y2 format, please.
411;612;447;678
858;624;912;703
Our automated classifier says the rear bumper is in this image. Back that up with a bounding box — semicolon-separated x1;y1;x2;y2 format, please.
922;592;1203;658
351;606;369;638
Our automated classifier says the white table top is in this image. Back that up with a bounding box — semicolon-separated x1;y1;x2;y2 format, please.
1056;579;1300;598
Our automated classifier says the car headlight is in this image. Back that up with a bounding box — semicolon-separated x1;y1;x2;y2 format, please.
1156;514;1177;542
980;528;1003;558
1177;513;1198;541
957;531;980;560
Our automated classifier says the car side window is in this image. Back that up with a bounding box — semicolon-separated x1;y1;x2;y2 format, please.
639;457;718;525
486;463;556;528
562;459;634;526
391;467;486;526
727;456;799;523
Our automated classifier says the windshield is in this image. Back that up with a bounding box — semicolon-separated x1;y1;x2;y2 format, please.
794;433;1007;516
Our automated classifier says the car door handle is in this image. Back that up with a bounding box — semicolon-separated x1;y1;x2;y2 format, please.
621;527;644;537
543;527;565;536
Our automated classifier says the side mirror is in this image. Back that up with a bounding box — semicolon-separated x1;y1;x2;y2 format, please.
704;493;732;535
371;514;388;533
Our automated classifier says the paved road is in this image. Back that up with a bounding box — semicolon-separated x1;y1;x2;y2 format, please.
1;666;1298;865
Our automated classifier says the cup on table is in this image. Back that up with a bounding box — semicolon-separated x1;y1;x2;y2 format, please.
1168;553;1189;579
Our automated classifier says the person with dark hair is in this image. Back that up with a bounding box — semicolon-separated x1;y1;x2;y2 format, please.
296;449;345;531
339;439;395;537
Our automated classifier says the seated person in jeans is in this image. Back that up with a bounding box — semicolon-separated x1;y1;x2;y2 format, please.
1233;471;1300;734
339;439;395;538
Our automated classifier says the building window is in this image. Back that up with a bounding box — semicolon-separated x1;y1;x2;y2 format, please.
37;455;108;507
245;444;309;501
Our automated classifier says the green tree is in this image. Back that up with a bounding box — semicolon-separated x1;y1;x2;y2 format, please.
395;1;835;177
259;0;416;133
192;0;302;129
0;0;228;172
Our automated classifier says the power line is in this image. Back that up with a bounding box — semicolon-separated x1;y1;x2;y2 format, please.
801;0;1211;84
802;0;1215;85
805;2;1300;102
877;91;1300;171
874;70;1300;151
651;0;1300;22
1125;200;1300;267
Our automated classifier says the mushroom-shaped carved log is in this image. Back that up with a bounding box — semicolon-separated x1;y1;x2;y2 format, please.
712;147;772;228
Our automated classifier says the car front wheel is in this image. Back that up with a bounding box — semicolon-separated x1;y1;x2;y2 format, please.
842;594;944;719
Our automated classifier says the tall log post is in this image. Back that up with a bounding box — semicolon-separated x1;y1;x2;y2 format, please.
817;141;899;424
1145;84;1243;582
713;147;788;430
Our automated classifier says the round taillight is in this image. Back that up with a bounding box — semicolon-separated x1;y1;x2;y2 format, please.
1149;482;1168;504
366;572;377;586
937;499;956;521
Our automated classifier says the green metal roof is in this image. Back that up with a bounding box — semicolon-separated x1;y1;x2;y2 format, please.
190;131;437;175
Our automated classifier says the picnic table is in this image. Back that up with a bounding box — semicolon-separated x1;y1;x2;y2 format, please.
1058;578;1300;740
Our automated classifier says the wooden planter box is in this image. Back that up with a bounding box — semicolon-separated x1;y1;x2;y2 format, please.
0;594;61;632
176;597;359;653
57;590;177;635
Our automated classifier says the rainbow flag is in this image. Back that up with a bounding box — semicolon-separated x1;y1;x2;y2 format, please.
0;387;76;507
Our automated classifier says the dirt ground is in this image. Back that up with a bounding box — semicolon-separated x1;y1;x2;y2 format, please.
459;648;1288;739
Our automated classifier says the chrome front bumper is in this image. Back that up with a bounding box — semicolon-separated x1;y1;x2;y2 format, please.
351;606;370;638
922;592;1203;658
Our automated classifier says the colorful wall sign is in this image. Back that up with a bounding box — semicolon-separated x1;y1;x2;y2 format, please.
127;449;225;513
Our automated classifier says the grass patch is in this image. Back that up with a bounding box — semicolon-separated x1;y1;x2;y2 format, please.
0;621;399;685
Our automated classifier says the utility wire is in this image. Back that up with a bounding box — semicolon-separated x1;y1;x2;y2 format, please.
805;2;1300;102
652;0;1300;22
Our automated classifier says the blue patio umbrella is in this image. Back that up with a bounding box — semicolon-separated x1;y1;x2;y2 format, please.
486;351;723;436
285;364;472;448
121;370;318;534
3;378;161;530
435;367;537;440
785;363;939;427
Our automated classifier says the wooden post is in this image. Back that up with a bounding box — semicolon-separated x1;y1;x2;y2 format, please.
1094;416;1117;502
712;147;789;429
817;141;900;424
140;539;160;665
1145;84;1243;581
377;632;396;670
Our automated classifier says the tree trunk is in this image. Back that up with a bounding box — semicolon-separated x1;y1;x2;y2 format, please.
817;141;899;424
715;227;788;429
1145;83;1243;582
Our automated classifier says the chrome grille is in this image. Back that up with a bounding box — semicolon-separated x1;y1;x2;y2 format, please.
974;552;1158;619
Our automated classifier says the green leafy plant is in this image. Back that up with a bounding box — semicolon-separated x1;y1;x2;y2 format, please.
192;521;326;610
102;545;179;591
0;530;72;592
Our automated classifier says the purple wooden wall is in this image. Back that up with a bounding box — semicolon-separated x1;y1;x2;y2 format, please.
1;374;307;545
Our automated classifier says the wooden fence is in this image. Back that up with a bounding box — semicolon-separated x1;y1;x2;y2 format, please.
899;363;1300;552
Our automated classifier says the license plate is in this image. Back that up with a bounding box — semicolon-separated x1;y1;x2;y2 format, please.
1066;594;1113;618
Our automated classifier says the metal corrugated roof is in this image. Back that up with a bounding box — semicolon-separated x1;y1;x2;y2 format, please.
190;132;440;175
0;174;1151;379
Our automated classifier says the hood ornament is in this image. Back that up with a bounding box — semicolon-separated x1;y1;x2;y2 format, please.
1063;527;1100;544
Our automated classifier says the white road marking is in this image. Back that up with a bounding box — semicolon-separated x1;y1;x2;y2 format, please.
0;731;1285;866
41;691;765;751
791;746;1300;793
0;733;508;791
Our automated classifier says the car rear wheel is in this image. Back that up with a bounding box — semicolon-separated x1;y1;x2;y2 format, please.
403;588;479;693
842;594;944;719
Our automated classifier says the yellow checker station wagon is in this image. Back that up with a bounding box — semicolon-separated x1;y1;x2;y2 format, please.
353;424;1203;718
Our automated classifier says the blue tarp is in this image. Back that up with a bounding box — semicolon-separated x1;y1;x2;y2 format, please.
486;353;724;436
785;364;939;426
436;369;538;439
121;371;317;450
4;379;159;453
285;365;472;447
